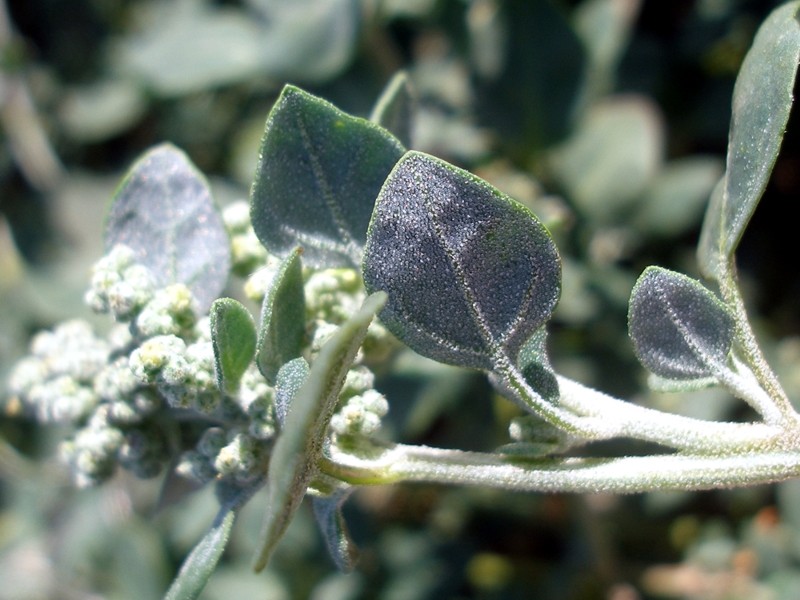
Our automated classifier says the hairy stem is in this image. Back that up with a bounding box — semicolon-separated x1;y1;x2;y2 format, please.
322;442;800;494
555;376;794;453
719;263;798;425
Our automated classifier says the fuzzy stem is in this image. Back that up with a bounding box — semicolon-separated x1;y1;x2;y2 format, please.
719;264;798;425
555;376;795;453
322;442;800;494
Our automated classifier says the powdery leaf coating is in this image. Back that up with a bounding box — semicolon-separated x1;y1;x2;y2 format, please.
105;144;230;312
250;85;405;268
628;267;735;381
698;2;800;279
363;151;561;370
253;292;386;573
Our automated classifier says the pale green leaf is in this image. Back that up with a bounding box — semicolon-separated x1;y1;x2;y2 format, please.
163;509;235;600
105;144;230;312
698;1;800;279
549;96;663;221
252;292;387;572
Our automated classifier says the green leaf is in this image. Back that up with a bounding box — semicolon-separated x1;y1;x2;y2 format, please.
472;0;586;155
256;247;306;385
363;151;561;372
164;480;263;600
248;0;361;84
163;508;236;600
698;1;800;280
312;489;358;572
549;96;663;221
370;71;415;149
274;357;310;428
516;328;559;403
114;2;265;97
210;298;257;395
105;143;230;312
633;157;724;238
252;292;387;572
628;267;735;382
250;85;405;269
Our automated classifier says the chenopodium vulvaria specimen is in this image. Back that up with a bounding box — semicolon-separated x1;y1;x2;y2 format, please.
7;3;800;593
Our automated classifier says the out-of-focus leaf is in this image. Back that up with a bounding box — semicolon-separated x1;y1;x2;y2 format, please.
246;0;361;83
252;292;387;572
59;79;147;143
210;298;257;394
105;143;231;312
250;85;405;268
698;1;800;280
115;1;265;97
471;0;586;155
312;489;358;572
363;151;561;372
370;71;415;149
549;96;663;221
628;266;735;382
633;157;724;238
256;248;306;384
573;0;641;101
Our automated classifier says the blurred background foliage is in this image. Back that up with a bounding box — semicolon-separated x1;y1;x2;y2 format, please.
3;0;800;598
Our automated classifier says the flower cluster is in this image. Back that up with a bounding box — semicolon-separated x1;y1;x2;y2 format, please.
7;228;394;489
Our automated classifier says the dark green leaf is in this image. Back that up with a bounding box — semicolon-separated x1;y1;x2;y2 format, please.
105;143;230;312
252;292;387;572
698;1;800;280
628;267;735;381
210;298;257;395
256;247;306;384
472;0;586;155
250;85;405;269
363;151;561;372
516;328;559;403
370;71;415;148
312;489;358;572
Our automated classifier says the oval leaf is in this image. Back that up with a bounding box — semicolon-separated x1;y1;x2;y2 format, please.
210;298;257;395
274;357;310;428
256;247;306;385
363;151;561;371
252;292;387;572
105;143;231;311
250;85;405;268
698;1;800;279
628;266;735;381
